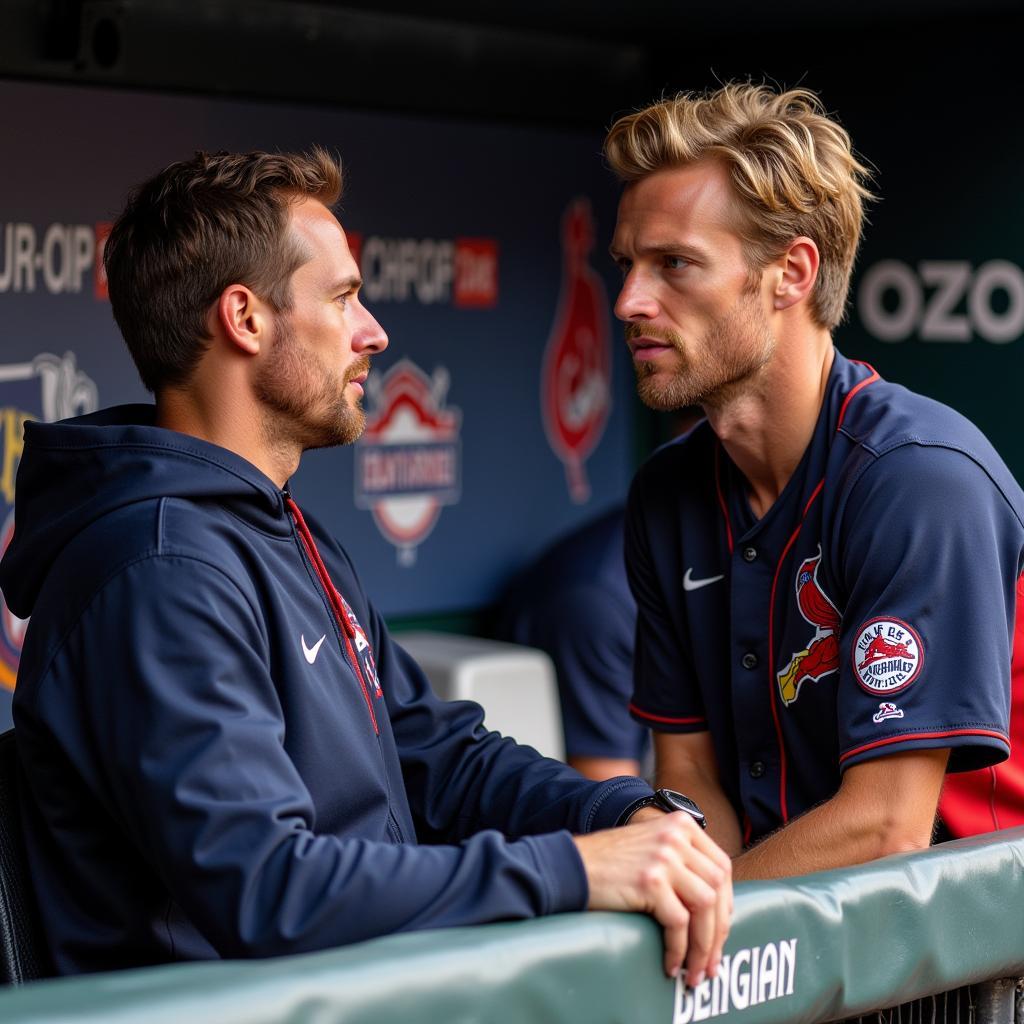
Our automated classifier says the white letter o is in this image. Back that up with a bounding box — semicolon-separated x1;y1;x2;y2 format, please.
969;260;1024;344
858;260;922;342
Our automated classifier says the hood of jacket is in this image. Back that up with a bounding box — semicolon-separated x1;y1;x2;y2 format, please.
0;404;288;618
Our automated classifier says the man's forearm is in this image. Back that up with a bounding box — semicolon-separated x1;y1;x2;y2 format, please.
656;766;744;857
732;749;948;880
654;732;745;857
732;795;901;880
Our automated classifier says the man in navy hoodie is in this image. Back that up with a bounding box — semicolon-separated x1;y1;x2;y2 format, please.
0;148;731;981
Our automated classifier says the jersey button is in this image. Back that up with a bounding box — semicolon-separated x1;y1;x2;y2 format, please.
741;652;758;670
742;546;757;562
749;761;766;779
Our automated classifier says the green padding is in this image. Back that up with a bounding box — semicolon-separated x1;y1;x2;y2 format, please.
2;828;1023;1024
0;916;671;1024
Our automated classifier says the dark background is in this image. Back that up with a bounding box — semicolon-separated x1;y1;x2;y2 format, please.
3;1;1020;131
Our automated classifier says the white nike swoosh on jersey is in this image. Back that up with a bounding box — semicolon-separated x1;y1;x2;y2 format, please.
683;568;725;592
302;633;327;664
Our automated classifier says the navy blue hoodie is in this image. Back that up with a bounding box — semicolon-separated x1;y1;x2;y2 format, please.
0;406;651;976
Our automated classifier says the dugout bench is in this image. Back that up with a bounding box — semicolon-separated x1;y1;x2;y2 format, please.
0;827;1022;1023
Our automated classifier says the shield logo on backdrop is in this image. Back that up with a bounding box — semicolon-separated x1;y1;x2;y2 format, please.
0;351;98;689
355;358;461;567
541;198;612;504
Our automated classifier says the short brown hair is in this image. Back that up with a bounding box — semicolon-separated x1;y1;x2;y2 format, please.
104;148;342;392
604;84;873;329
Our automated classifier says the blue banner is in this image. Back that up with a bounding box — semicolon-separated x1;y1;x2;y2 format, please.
0;80;635;728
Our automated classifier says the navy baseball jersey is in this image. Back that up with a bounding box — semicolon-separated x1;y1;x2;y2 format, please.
497;508;648;763
627;350;1024;844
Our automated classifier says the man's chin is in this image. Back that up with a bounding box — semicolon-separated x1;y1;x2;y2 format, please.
638;391;683;412
301;409;366;452
636;372;697;412
338;408;366;446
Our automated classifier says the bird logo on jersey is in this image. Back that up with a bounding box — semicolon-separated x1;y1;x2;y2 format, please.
777;547;841;706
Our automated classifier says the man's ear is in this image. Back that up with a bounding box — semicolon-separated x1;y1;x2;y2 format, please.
216;284;267;355
772;237;820;312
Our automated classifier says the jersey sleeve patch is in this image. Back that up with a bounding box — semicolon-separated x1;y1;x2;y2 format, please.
851;617;923;696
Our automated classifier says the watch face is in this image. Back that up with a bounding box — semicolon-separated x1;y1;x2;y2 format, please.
656;789;707;827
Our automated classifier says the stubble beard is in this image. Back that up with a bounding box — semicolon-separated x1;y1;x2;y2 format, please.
632;291;776;411
254;314;370;454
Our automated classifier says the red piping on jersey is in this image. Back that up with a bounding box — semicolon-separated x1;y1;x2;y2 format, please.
287;497;379;735
629;702;706;726
764;363;880;824
839;728;1009;764
714;444;734;555
766;508;814;823
837;362;880;429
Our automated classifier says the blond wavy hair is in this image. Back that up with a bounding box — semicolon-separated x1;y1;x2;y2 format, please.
604;84;874;329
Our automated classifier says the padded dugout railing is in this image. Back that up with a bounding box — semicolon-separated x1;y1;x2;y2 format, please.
1;828;1022;1023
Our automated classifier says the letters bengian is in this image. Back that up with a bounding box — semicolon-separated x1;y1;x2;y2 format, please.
673;938;798;1023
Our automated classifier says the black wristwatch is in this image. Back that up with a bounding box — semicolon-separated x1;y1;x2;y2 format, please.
616;788;707;829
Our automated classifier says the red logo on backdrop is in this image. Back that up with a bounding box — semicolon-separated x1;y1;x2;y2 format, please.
94;222;113;300
453;238;498;308
541;199;612;503
341;232;496;307
355;359;461;566
346;230;363;269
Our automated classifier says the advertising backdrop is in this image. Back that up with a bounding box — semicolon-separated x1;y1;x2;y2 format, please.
829;89;1024;477
2;78;1024;733
0;79;635;727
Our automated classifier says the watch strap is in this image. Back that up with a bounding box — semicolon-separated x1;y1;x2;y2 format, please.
615;788;707;829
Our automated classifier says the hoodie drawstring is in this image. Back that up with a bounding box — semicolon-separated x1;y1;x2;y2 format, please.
286;497;379;735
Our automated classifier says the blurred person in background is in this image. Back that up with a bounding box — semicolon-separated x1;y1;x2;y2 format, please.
496;505;647;781
495;413;700;782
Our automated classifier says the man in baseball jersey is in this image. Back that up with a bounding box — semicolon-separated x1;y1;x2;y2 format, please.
605;83;1024;877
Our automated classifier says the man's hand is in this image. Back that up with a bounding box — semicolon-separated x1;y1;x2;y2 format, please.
573;812;733;982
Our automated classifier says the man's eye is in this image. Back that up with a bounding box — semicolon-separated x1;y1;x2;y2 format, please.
664;256;688;270
336;294;350;308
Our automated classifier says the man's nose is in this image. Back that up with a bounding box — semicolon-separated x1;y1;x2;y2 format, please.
614;270;659;322
353;300;389;353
